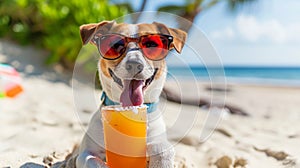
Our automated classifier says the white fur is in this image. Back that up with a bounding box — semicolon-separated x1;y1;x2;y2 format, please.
128;24;139;37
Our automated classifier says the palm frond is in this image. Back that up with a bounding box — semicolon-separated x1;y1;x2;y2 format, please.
157;5;187;15
228;0;258;11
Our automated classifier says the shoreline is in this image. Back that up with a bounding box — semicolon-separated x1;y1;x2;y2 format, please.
166;77;300;89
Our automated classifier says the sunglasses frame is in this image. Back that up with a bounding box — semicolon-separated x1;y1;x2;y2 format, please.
92;33;174;61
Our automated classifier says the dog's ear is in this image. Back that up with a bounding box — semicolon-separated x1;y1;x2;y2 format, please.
168;28;187;53
79;20;115;45
153;22;187;53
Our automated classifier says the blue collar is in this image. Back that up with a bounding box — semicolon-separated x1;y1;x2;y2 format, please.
101;92;158;113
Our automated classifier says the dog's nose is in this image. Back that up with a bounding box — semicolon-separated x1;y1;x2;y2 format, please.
126;59;144;74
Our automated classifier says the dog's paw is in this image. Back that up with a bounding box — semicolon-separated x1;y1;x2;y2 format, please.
77;151;108;168
77;157;108;168
147;142;175;168
85;158;108;168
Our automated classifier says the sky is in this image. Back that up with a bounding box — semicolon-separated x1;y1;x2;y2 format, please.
114;0;300;67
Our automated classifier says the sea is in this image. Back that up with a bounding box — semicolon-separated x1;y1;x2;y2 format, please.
167;66;300;87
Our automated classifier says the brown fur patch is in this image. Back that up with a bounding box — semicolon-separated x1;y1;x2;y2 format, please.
100;57;124;78
154;60;166;80
80;21;115;44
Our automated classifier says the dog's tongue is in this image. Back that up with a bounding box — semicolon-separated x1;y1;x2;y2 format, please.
120;80;144;106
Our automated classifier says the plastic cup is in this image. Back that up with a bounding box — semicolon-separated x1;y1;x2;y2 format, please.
101;105;147;168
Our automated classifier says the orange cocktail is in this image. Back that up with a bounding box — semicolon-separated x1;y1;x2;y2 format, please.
101;105;147;168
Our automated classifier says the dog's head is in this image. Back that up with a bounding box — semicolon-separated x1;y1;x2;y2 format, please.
80;21;186;106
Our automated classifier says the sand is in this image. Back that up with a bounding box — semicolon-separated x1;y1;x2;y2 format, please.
1;40;300;168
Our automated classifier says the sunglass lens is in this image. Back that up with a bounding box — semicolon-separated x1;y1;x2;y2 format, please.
141;35;169;60
99;35;125;59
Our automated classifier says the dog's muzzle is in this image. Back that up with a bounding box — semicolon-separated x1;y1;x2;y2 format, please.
109;68;158;106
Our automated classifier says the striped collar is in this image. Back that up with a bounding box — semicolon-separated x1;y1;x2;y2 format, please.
101;92;158;113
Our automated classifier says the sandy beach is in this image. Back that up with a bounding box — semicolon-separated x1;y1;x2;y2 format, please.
1;40;300;168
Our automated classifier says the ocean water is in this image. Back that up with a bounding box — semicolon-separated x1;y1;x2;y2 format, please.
167;66;300;86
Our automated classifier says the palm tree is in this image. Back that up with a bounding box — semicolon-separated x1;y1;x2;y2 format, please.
166;0;256;29
132;0;257;31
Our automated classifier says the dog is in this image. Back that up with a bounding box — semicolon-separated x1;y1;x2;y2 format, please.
75;20;187;168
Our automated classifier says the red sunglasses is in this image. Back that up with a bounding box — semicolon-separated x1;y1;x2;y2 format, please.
92;34;173;60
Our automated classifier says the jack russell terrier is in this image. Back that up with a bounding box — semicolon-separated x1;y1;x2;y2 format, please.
74;20;187;168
